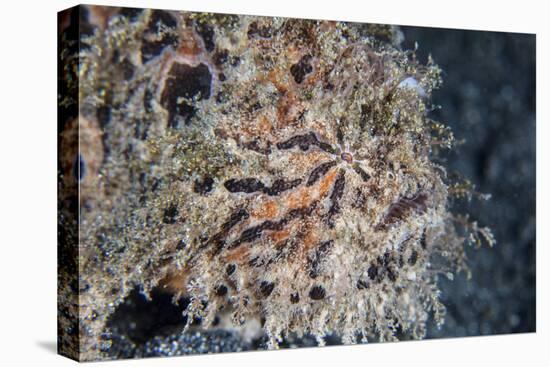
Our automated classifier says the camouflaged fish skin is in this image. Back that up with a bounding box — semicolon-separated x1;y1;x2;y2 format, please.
58;5;492;360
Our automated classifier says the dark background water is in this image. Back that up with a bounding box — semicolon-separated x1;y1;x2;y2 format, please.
107;26;536;358
401;27;536;338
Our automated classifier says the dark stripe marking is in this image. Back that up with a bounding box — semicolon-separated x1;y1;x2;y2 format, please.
224;178;265;193
325;169;346;227
277;132;337;154
308;240;333;278
264;178;302;196
307;161;337;186
353;163;371;182
208;208;250;255
224;177;302;196
376;192;428;230
228;201;319;250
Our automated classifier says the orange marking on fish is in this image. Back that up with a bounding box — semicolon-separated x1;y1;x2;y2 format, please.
159;268;189;295
268;69;288;94
177;29;202;56
318;168;337;197
301;228;318;253
258;115;273;133
268;229;291;243
225;246;250;263
287;187;312;209
253;200;279;219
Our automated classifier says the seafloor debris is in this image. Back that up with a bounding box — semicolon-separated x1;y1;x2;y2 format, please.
58;5;494;361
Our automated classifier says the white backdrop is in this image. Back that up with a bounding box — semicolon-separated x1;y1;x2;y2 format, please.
0;1;545;366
